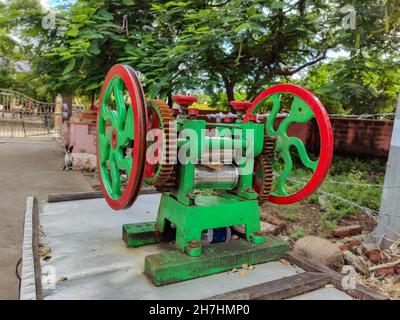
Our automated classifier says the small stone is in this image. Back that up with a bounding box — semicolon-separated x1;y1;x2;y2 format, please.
38;245;52;257
293;236;343;268
259;221;279;235
337;243;348;251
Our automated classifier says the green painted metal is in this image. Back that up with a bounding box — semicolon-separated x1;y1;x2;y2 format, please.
261;93;318;196
156;193;264;257
173;118;264;205
120;101;287;285
97;76;134;200
122;222;158;247
145;236;289;286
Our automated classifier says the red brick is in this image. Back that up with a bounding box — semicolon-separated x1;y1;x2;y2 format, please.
367;249;382;263
375;267;395;276
261;214;287;230
332;225;362;238
348;239;361;247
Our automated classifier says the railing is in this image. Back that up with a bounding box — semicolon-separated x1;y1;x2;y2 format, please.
0;89;57;138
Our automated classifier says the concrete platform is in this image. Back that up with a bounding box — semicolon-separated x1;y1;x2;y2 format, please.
0;138;92;299
36;194;353;300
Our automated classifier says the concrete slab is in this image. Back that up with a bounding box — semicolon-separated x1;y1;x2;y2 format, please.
0;139;93;299
38;195;353;300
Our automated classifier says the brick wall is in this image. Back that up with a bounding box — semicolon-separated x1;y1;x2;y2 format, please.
199;111;394;158
329;117;393;158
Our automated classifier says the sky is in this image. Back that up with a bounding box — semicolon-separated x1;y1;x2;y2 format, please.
41;0;76;10
40;0;50;10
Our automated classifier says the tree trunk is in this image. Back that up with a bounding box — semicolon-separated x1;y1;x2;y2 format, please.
223;78;235;103
167;92;173;107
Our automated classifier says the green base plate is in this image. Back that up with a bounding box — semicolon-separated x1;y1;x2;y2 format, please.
122;222;158;247
144;236;289;286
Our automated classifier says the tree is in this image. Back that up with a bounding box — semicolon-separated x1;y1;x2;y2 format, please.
303;55;400;114
302;0;400;114
1;0;399;112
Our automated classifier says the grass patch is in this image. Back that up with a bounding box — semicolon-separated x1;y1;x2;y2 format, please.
277;205;300;222
290;227;305;240
269;155;385;233
282;155;385;231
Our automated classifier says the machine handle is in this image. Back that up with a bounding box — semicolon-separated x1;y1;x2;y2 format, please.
173;95;198;107
229;101;252;111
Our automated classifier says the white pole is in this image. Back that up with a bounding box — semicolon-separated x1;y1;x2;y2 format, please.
366;93;400;249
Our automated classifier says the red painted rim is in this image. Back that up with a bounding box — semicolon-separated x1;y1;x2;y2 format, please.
245;84;333;205
96;64;147;210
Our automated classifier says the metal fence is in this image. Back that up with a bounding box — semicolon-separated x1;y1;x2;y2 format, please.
0;89;58;138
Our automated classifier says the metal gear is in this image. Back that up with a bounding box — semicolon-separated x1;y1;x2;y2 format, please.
155;165;178;192
253;135;275;204
144;99;177;187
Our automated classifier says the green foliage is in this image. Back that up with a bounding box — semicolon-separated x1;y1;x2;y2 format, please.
290;226;305;240
310;156;384;230
275;156;385;232
278;205;299;222
303;56;400;114
0;0;399;111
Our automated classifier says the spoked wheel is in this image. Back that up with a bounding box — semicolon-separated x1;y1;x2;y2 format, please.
245;84;333;205
96;64;147;210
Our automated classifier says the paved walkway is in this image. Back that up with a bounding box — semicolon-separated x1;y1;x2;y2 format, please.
0;139;93;299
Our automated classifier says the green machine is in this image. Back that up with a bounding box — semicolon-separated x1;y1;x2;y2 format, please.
96;64;334;286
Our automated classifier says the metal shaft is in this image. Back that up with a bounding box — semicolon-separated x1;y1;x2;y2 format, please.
194;165;240;189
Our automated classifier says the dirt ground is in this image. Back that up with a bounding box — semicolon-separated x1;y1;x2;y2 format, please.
0;138;93;300
261;202;377;245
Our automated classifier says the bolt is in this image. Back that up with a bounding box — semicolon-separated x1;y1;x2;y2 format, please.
188;240;200;248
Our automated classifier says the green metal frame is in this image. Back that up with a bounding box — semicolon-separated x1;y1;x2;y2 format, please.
156;193;265;257
124;115;267;257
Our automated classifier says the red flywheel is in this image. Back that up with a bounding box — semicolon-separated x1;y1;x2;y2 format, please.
245;84;333;205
